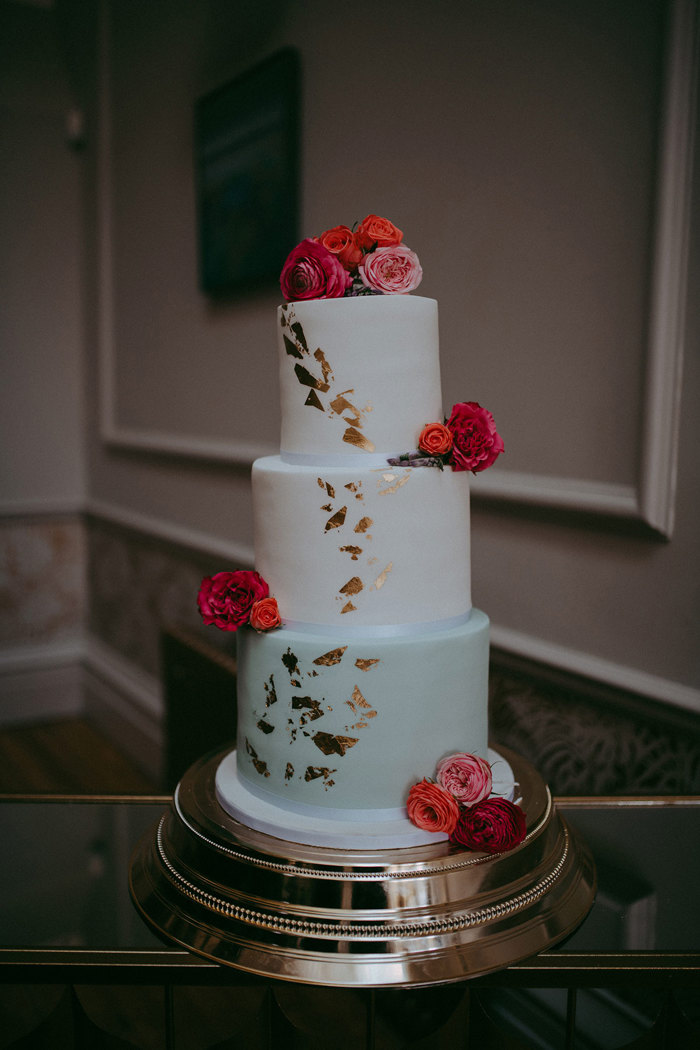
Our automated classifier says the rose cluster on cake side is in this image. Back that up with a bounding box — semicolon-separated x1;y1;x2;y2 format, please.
388;401;505;475
197;570;281;633
406;752;526;853
280;214;423;300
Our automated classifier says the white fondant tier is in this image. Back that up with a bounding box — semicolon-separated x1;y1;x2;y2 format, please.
278;296;441;458
235;611;489;814
214;746;514;849
253;456;472;627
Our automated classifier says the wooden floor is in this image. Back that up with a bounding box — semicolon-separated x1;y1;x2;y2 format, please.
0;718;160;794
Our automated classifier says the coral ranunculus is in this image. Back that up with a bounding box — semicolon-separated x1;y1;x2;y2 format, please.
436;752;493;805
418;422;453;457
446;401;504;474
197;570;269;632
450;798;527;853
355;214;404;250
280;238;351;301
406;779;460;835
250;596;282;632
359;245;422;294
317;225;363;272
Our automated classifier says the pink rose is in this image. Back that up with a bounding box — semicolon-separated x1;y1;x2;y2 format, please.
406;778;460;835
358;245;423;295
280;238;351;301
436;752;493;805
317;225;363;272
450;798;527;853
355;214;404;250
249;596;282;632
197;570;269;632
446;401;504;473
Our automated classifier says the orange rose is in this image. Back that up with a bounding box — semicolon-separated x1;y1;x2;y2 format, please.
355;214;403;250
406;778;460;835
418;422;453;457
318;225;363;271
249;597;282;632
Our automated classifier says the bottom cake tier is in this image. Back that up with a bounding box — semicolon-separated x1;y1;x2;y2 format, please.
234;610;490;822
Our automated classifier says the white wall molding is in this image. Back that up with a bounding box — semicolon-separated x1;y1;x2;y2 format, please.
95;0;698;536
490;623;700;716
86;497;254;565
0;642;84;725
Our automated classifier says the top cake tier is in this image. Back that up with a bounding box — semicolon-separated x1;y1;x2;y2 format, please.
278;295;441;460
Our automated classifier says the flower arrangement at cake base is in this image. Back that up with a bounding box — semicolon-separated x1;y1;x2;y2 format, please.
407;752;527;853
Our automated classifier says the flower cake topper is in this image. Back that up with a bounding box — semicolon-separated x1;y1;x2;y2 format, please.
280;214;423;301
388;401;504;475
406;751;526;853
197;570;281;633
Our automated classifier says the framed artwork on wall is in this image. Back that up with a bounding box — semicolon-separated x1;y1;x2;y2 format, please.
195;48;300;296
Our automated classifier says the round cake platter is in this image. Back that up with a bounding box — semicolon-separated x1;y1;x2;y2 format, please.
129;745;596;988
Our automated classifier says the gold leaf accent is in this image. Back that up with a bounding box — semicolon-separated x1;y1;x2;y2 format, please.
304;766;337;783
352;685;372;708
294;362;330;392
314;348;334;386
354;516;373;533
282;649;300;677
305;389;325;411
343;426;375;452
312;732;359;756
256;718;274;734
329;393;361;426
321;503;333;512
285;763;294;781
325;506;347;531
345;481;361;493
378;473;409;495
340;600;357;614
339;576;363;596
264;674;278;706
291;695;324;723
245;739;270;777
374;563;393;589
283;333;304;359
355;658;380;671
313;646;347;666
339;545;362;560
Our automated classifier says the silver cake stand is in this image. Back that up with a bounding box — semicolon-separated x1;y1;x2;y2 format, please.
129;746;595;987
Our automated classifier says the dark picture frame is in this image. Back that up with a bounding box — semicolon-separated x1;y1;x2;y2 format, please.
195;48;300;296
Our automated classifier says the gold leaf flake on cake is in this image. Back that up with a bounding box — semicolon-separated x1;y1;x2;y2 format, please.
339;545;362;560
314;348;334;387
344;481;361;493
264;674;277;706
377;472;410;495
355;658;380;671
373;563;393;590
325;506;347;531
305;389;325;411
256;717;274;734
283;333;304;359
285;763;294;781
321;502;333;512
339;576;363;596
312;731;359;756
281;649;300;678
330;393;362;428
354;516;373;533
313;646;347;666
245;739;270;777
343;426;375;452
291;695;324;723
340;600;357;614
294;362;330;393
304;766;337;785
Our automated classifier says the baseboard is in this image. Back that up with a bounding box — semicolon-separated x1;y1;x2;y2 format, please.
0;642;84;725
82;636;163;785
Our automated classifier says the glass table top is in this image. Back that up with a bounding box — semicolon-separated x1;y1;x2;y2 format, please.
0;796;698;979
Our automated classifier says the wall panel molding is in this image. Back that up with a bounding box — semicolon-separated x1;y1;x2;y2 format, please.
96;0;698;536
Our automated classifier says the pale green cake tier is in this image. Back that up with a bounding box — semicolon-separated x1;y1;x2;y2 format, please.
234;610;490;815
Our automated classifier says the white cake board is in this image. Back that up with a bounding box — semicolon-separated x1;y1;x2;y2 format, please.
213;747;516;849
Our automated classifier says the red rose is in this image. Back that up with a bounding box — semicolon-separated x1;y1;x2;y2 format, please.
249;596;282;632
317;225;363;272
355;214;404;250
446;401;504;474
280;238;351;301
449;798;527;853
406;778;460;835
197;570;269;632
418;422;453;457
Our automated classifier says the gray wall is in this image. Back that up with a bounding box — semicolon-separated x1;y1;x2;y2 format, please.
2;0;698;747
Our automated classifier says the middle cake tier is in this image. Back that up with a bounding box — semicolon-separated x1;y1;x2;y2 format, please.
253;456;472;628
